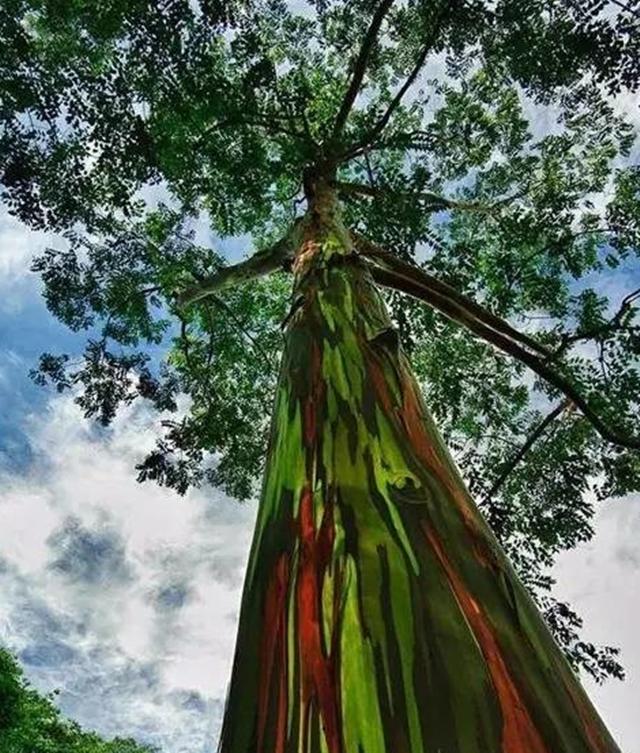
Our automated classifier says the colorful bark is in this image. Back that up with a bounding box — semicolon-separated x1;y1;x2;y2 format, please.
217;229;620;753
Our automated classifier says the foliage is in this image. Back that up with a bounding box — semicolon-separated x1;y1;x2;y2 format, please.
2;0;639;684
0;647;154;753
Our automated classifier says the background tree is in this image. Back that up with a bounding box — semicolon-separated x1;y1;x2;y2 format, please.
0;647;154;753
1;0;639;751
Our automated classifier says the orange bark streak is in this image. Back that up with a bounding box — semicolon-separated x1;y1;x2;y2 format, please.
402;376;478;523
367;350;450;489
424;523;550;753
368;317;610;753
395;360;499;570
293;239;320;278
369;350;490;557
367;354;393;413
296;487;341;753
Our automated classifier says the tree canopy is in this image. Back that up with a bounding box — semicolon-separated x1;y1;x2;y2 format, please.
1;0;639;684
0;647;153;753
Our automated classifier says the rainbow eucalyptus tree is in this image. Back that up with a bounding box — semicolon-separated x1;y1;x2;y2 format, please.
2;0;640;751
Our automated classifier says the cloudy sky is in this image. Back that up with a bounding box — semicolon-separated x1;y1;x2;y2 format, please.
0;207;257;752
1;56;640;753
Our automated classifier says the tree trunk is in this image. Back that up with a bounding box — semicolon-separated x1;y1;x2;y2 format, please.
216;221;620;752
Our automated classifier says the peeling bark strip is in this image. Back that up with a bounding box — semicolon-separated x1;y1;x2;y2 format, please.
257;553;289;753
216;230;620;753
296;488;342;752
423;524;548;753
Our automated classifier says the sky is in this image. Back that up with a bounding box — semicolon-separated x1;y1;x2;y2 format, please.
1;23;640;753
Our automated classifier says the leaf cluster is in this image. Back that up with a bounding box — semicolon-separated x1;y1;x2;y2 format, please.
0;647;154;753
30;207;289;498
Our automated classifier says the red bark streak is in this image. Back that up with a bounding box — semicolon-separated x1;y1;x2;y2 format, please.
275;636;288;753
257;553;290;753
367;349;447;487
399;368;499;570
297;487;342;753
402;376;473;516
304;398;317;447
367;349;394;414
368;350;489;556
423;523;550;753
293;239;320;278
368;332;610;753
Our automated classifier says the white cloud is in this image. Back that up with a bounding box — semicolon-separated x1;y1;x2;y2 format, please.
0;393;255;752
554;493;640;753
0;208;52;312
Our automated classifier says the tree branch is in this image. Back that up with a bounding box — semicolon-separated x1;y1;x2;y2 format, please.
610;0;640;19
486;399;571;500
177;235;294;308
198;109;307;146
335;180;521;213
339;1;452;160
348;127;436;156
552;287;640;358
336;180;446;209
363;14;447;147
354;234;552;357
566;0;640;22
331;0;396;140
359;237;640;450
207;294;278;375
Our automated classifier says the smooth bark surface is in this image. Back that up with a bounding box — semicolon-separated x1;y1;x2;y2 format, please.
217;227;620;753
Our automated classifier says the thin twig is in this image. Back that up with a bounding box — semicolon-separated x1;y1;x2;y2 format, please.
552;287;640;358
209;294;277;375
339;1;452;160
486;399;571;500
335;180;522;213
610;0;640;20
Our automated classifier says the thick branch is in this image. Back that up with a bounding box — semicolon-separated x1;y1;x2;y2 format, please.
361;241;640;450
178;236;293;308
362;18;445;146
486;400;571;500
355;235;552;357
331;0;395;140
